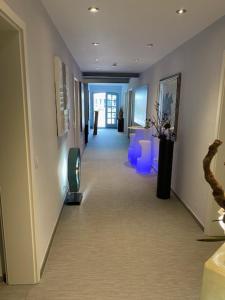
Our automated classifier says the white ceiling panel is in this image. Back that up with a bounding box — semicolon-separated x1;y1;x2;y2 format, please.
41;0;225;73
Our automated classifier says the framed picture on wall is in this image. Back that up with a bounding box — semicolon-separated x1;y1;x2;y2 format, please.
158;73;181;138
133;85;148;127
79;82;85;132
54;56;70;136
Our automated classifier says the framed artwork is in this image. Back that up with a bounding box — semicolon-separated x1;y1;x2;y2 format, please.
133;85;148;127
158;73;181;138
79;82;85;132
54;56;70;136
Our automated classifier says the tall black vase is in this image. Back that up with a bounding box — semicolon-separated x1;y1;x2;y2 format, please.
118;118;124;132
157;138;174;199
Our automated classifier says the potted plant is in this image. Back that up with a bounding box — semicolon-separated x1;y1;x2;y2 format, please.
147;102;176;199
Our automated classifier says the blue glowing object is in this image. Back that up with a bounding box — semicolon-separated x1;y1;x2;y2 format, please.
128;146;140;166
136;159;152;174
128;129;157;174
136;140;152;174
136;161;152;174
128;131;144;166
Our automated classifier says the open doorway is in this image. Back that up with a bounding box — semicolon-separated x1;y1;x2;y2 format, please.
0;6;37;284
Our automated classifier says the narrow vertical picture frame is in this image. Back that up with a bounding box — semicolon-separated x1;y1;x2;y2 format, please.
79;81;85;132
54;56;70;136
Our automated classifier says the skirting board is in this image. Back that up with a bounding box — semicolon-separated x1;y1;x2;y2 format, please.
172;190;204;231
40;204;64;277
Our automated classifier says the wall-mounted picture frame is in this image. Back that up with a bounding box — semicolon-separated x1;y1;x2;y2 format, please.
79;82;85;132
158;73;181;138
54;56;70;137
132;85;148;127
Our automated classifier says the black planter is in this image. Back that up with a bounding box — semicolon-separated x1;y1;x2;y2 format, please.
85;124;89;144
118;118;124;132
157;138;174;199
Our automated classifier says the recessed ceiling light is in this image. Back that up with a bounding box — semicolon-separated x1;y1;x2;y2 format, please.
95;58;99;62
146;43;154;48
176;8;187;15
88;7;100;13
92;42;100;46
135;58;140;63
112;63;118;67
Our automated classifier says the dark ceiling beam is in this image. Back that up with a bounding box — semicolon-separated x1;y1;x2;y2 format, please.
82;72;140;78
83;78;130;84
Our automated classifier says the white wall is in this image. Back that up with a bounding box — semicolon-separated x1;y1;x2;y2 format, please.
4;0;82;274
208;55;225;235
140;15;225;229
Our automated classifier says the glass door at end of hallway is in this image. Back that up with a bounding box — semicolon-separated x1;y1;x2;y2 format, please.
106;92;118;128
92;92;119;129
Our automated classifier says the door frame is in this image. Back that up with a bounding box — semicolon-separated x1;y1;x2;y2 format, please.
127;89;134;136
0;1;38;283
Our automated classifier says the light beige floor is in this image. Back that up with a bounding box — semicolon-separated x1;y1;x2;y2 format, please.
0;129;221;299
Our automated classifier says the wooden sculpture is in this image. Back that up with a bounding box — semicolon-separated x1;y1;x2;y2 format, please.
203;139;225;223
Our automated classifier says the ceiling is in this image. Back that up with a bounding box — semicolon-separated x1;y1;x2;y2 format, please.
41;0;225;73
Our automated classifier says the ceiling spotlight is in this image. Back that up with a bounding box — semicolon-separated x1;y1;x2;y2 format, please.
88;7;100;13
147;43;154;48
176;8;187;15
135;58;140;63
112;63;118;67
92;42;100;46
95;58;99;62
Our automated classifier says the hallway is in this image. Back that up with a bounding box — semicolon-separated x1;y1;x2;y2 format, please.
0;130;220;299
